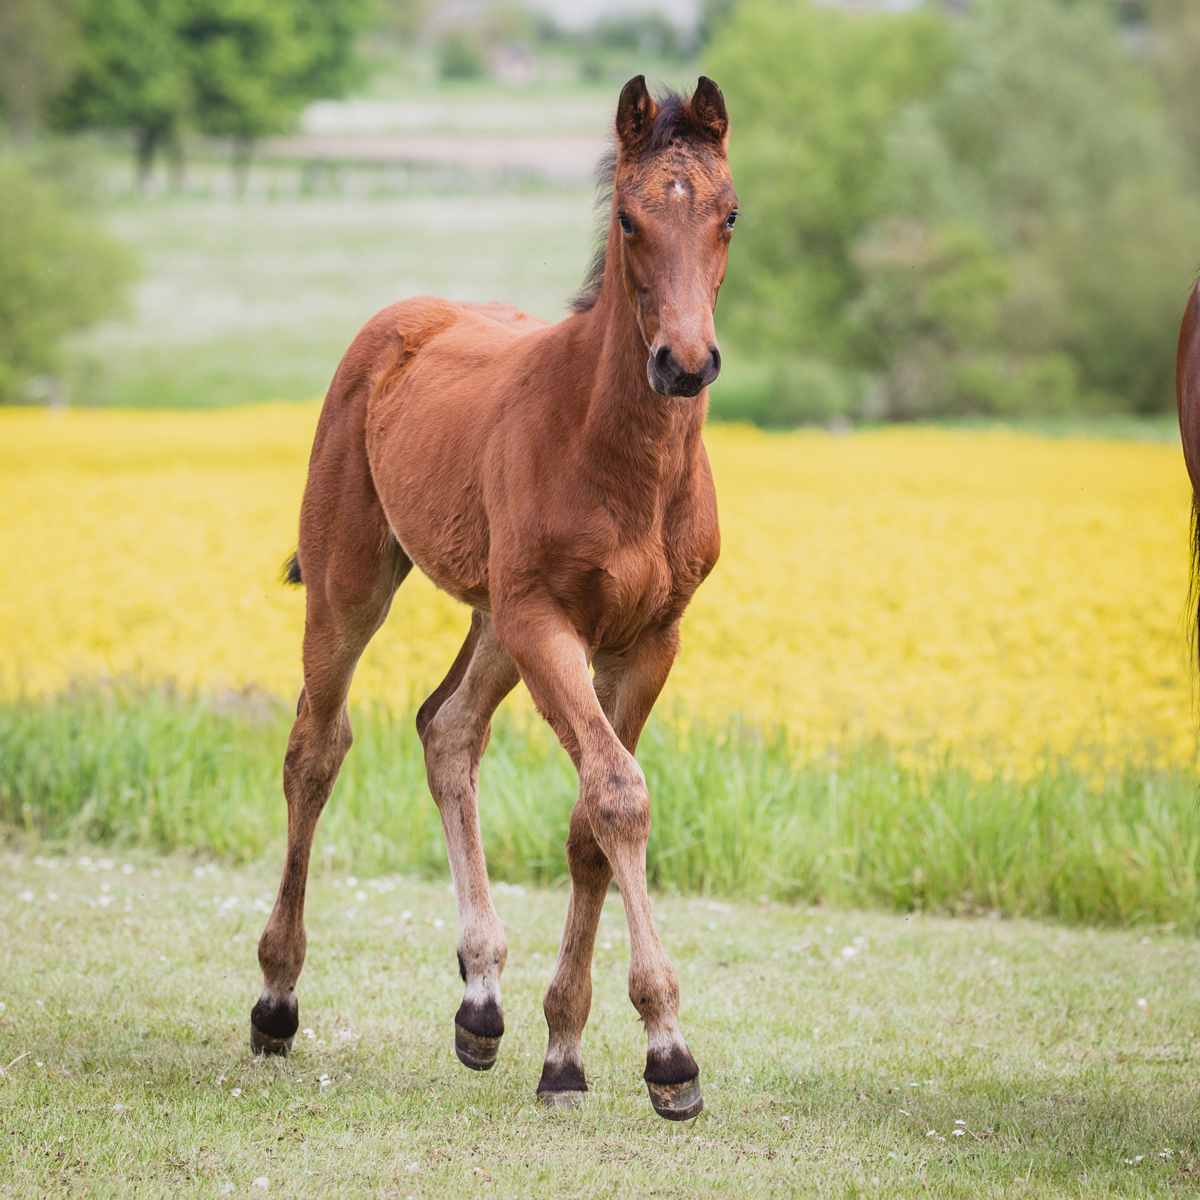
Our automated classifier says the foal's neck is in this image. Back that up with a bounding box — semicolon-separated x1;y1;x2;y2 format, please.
577;264;706;490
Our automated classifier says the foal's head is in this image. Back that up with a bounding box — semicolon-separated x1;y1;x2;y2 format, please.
610;75;737;398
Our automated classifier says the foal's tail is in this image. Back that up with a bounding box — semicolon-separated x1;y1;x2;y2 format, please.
280;550;303;588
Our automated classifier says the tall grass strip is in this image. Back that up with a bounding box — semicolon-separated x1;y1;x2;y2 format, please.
3;686;1199;929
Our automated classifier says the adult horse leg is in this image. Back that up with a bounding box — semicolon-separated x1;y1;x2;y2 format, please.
417;611;519;1070
250;527;409;1055
499;610;701;1120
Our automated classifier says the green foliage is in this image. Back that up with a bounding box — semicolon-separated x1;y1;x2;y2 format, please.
50;0;190;171
50;0;373;177
847;220;1010;418
0;159;136;404
438;28;487;81
709;0;950;365
1143;0;1200;187
709;0;1199;422
883;0;1197;416
4;685;1200;928
180;0;309;142
285;0;374;104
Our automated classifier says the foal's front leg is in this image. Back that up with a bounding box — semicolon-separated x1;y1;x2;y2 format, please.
498;611;702;1120
418;612;519;1070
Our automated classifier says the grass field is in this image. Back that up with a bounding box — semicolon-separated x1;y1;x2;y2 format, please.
2;404;1199;927
14;69;1200;1199
3;852;1200;1198
65;191;595;409
4;685;1200;929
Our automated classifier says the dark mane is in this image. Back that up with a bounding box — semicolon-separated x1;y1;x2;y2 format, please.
571;88;696;315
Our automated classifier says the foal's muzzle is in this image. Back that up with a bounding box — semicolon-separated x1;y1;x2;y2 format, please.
647;345;721;398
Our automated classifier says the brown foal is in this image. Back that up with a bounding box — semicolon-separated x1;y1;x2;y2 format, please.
250;76;737;1121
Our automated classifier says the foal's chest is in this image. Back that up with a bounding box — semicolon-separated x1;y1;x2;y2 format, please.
591;526;702;649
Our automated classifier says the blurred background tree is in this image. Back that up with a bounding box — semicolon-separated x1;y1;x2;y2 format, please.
706;0;952;422
1144;0;1200;185
710;0;1199;422
49;0;190;192
48;0;373;189
2;0;1198;419
867;0;1195;417
0;158;136;404
179;0;373;188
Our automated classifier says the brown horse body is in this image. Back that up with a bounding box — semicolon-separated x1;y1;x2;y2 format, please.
251;76;738;1119
1178;281;1200;657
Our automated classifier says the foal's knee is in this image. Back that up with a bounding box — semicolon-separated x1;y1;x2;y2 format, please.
584;755;651;846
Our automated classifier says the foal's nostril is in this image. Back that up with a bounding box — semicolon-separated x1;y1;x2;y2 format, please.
650;345;718;395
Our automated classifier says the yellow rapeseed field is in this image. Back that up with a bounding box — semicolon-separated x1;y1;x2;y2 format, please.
1;403;1193;773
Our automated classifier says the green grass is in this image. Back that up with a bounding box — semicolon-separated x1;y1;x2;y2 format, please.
64;190;595;409
3;685;1200;931
2;852;1199;1197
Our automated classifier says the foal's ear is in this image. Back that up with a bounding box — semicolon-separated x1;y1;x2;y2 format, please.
616;75;658;154
687;76;729;150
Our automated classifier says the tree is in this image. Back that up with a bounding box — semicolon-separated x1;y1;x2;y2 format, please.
706;0;951;364
49;0;190;191
181;0;373;141
0;159;137;404
50;0;374;189
178;0;309;187
1144;0;1200;186
287;0;374;101
877;0;1197;414
707;0;1198;419
180;0;373;186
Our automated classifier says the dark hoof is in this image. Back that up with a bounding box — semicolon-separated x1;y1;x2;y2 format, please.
250;1025;293;1057
539;1089;587;1110
455;1022;501;1071
647;1076;703;1121
250;992;298;1057
536;1058;587;1108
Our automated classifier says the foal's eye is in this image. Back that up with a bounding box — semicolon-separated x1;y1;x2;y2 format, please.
618;214;634;235
725;211;739;230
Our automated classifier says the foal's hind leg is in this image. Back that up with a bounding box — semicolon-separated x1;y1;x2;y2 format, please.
537;804;610;1107
250;532;409;1055
417;611;519;1071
